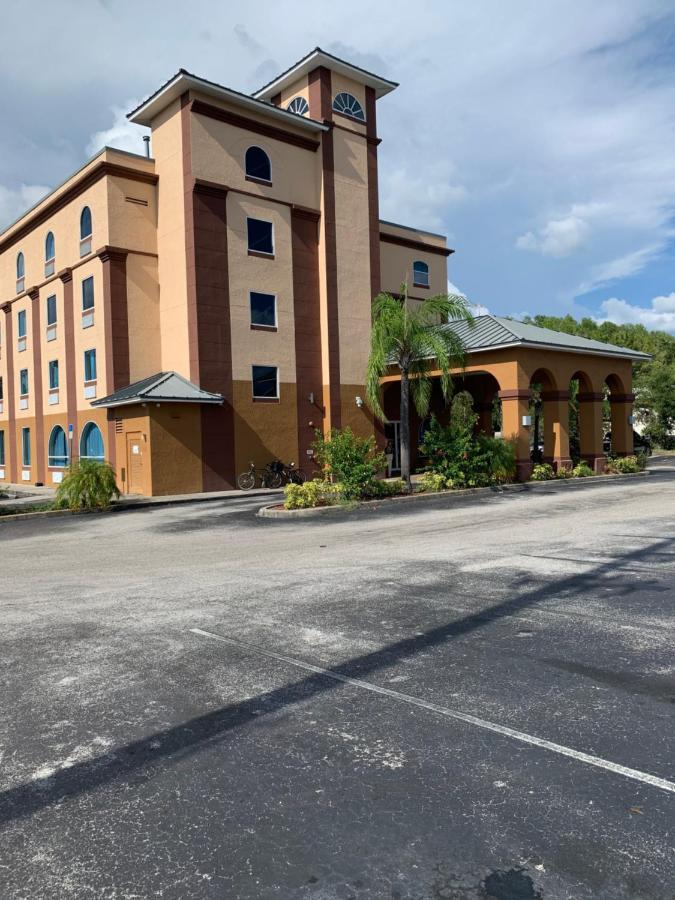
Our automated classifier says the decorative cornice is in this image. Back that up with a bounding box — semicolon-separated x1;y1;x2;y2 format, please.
57;268;73;284
190;98;321;153
609;393;636;403
0;161;157;255
577;391;604;402
380;231;454;257
541;390;571;402
498;389;531;401
192;178;229;200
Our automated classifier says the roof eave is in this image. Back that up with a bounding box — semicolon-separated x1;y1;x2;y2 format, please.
91;395;223;408
128;71;329;131
253;48;398;101
454;340;650;361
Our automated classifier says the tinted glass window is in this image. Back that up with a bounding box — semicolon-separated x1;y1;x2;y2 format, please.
80;206;92;239
0;431;4;466
82;276;94;310
80;422;104;460
20;369;29;395
84;349;97;382
22;428;31;467
48;426;68;467
17;310;27;337
250;292;276;327
247;218;274;254
46;295;57;326
245;147;272;182
413;260;429;286
45;231;55;261
49;360;59;389
252;365;278;398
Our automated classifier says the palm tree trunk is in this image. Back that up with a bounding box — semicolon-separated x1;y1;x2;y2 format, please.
400;369;411;491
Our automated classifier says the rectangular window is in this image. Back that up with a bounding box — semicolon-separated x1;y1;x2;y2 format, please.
84;349;97;382
19;369;29;396
46;295;57;326
247;218;274;256
0;376;3;400
82;276;95;310
0;431;4;467
49;360;59;390
252;364;279;399
250;291;277;328
22;428;31;467
17;309;27;338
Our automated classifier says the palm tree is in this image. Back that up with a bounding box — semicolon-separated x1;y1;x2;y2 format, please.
366;286;473;490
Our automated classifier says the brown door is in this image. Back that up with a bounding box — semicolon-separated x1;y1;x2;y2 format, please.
126;432;145;495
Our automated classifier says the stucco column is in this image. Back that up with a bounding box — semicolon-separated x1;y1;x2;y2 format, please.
28;288;45;485
610;393;635;456
578;392;605;473
498;388;531;481
1;303;17;483
542;390;572;471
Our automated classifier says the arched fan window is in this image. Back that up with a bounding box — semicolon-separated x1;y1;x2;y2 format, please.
332;92;365;121
245;146;272;183
286;96;309;116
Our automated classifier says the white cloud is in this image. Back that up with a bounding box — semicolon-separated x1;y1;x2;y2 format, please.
86;105;148;157
380;166;466;230
575;243;663;296
596;293;675;333
0;182;50;229
517;215;590;258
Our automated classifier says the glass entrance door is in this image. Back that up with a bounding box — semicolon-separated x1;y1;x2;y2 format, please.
384;421;401;474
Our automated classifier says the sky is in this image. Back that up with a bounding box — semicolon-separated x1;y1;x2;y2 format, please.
1;0;675;333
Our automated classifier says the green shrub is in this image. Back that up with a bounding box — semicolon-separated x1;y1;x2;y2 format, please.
419;472;448;492
531;463;556;481
368;478;407;498
419;394;516;489
312;427;386;501
556;466;573;479
571;462;594;478
54;460;120;510
606;455;641;474
284;479;340;509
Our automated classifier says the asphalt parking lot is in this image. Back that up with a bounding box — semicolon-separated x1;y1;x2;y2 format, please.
1;460;674;899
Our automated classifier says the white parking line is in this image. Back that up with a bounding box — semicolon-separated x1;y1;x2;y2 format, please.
191;627;675;795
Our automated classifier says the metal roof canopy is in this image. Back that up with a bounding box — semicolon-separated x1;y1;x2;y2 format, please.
91;372;224;408
441;315;651;361
127;68;330;130
253;47;398;101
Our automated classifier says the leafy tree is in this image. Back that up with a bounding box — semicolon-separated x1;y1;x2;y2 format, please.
366;287;472;489
54;459;120;510
312;427;386;501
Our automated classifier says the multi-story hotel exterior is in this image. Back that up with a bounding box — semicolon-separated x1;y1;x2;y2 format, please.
0;47;645;496
0;48;453;496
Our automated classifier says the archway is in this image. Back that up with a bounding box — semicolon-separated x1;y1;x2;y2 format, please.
529;368;571;471
604;373;633;456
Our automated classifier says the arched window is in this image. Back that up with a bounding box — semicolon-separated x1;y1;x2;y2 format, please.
80;422;104;461
45;232;55;276
48;425;69;468
80;206;92;239
332;92;365;121
80;206;92;257
16;252;25;293
245;147;272;183
412;260;429;287
286;96;309;116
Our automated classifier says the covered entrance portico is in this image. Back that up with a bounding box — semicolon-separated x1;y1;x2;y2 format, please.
380;316;649;481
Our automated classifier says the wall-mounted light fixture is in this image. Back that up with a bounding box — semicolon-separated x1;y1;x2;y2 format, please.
521;415;532;427
308;392;315;404
355;396;364;408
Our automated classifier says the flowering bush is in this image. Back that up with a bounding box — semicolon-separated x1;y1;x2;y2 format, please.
571;462;594;478
606;455;643;474
531;463;556;481
312;427;386;501
284;479;340;509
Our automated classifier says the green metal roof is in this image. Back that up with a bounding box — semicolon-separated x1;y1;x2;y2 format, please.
92;372;223;408
442;315;651;361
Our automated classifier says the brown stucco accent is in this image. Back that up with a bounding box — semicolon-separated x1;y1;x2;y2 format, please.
609;393;636;403
541;389;571;402
0;162;157;255
498;388;532;401
248;250;275;260
577;392;604;402
28;288;45;483
100;247;130;470
190;180;236;490
181;91;199;384
331;121;381;145
291;206;323;465
332;109;368;128
270;92;282;107
190;98;320;153
59;267;78;460
380;231;454;257
308;65;341;429
365;87;381;303
1;303;16;481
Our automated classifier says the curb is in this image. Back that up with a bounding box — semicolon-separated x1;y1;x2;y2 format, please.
257;470;650;519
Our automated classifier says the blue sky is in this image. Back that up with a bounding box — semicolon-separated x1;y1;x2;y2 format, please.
1;0;675;332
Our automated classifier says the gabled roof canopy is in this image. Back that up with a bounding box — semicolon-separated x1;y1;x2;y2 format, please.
127;68;329;130
92;372;223;408
442;315;651;361
253;46;399;101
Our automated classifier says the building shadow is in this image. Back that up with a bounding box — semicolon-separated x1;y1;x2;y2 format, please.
0;536;671;826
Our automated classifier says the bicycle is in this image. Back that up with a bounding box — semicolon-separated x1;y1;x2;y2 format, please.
279;461;307;485
236;461;283;491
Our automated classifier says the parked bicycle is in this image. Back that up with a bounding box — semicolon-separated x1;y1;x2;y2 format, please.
236;460;307;490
